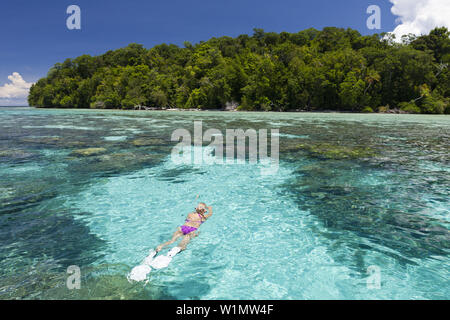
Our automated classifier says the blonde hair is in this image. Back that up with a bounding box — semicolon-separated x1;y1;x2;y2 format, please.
196;202;207;218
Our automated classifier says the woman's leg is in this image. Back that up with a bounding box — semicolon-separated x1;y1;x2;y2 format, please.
178;232;199;251
156;228;183;252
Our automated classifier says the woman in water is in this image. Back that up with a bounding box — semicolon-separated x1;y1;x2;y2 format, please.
156;202;213;252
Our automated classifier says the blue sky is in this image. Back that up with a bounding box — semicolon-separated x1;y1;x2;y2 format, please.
0;0;412;105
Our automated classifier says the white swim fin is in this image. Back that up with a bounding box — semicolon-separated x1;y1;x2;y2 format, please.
168;246;181;257
142;249;157;265
128;264;151;282
150;247;181;269
127;249;157;282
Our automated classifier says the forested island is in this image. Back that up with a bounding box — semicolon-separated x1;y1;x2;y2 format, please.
28;27;449;113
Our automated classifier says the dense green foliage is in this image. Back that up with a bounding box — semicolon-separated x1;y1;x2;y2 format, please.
28;27;450;113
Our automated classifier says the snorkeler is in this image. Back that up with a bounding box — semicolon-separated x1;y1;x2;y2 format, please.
128;202;213;280
155;202;213;253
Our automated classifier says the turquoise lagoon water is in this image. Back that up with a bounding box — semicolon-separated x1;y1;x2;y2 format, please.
0;107;448;299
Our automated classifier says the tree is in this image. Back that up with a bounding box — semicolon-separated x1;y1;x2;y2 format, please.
28;27;449;114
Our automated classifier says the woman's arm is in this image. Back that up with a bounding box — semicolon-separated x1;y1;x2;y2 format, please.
204;206;213;219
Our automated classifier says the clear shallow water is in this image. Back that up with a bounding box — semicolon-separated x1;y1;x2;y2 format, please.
0;107;449;299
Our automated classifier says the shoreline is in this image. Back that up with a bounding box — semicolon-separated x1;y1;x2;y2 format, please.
3;106;448;115
1;106;449;115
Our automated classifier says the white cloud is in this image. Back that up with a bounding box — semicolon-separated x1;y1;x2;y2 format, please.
0;72;34;100
389;0;450;40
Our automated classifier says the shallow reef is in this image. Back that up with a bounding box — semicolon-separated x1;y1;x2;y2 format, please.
70;147;108;157
131;138;167;147
296;143;377;160
0;263;171;300
285;161;450;269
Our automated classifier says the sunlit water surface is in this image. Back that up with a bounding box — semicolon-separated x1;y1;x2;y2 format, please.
0;107;448;299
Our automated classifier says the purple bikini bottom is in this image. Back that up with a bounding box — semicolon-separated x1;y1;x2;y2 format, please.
181;225;197;235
